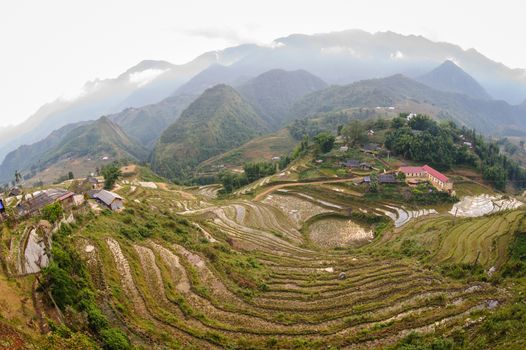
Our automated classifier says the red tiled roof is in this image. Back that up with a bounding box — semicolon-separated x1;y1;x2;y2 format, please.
422;165;449;183
399;166;425;173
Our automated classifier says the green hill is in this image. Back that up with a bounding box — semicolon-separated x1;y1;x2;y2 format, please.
237;69;327;127
196;128;297;173
0;121;89;183
40;116;148;166
151;84;270;180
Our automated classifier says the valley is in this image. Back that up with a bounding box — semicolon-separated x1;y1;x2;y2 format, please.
1;26;526;350
1;128;526;349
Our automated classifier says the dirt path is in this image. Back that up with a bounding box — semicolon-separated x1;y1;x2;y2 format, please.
253;177;363;201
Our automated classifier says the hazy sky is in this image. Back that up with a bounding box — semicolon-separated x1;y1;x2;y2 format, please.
1;0;525;127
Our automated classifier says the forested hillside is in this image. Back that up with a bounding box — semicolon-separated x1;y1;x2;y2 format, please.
152;84;270;180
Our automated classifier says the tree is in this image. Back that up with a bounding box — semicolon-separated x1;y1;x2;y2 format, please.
341;120;366;146
243;162;275;183
391;116;407;129
14;170;22;186
101;164;122;190
520;140;525;150
369;172;379;193
68;171;74;180
218;171;248;194
313;132;335;153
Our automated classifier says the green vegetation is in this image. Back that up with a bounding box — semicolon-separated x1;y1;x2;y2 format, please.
101;163;122;190
385;115;475;169
197;128;297;173
218;160;281;194
41;117;148;169
152;85;270;181
385;114;526;190
313;131;335;153
41;224;130;349
42;202;63;223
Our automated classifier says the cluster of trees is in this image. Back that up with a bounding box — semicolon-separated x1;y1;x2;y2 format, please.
385;114;526;190
218;161;278;194
471;134;526;190
289;119;323;140
385;115;476;170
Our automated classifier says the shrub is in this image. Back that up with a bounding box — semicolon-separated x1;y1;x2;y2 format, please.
400;239;429;258
42;202;63;223
440;263;484;280
100;328;130;350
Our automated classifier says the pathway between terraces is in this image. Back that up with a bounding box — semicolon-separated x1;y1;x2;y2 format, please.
253;177;364;201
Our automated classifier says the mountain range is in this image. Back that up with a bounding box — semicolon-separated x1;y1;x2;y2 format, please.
2;29;526;184
3;29;526;162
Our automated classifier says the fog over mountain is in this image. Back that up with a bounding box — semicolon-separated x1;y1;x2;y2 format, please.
2;29;526;161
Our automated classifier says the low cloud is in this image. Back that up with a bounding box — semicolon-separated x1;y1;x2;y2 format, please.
128;69;167;87
390;50;404;59
181;26;256;44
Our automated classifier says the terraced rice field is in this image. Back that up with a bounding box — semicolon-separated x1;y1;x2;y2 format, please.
379;206;438;228
73;184;510;349
308;217;373;248
449;194;523;217
383;210;525;268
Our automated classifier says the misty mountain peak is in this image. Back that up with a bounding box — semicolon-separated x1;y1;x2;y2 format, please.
417;60;491;100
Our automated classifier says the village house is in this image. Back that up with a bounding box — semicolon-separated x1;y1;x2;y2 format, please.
362;174;396;184
16;188;79;217
378;174;397;184
57;191;76;209
362;143;382;154
359;162;373;170
86;176;103;190
341;159;360;169
17;192;54;216
93;190;124;211
339;145;349;152
399;165;453;191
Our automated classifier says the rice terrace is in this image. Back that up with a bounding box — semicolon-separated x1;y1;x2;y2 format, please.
2;5;526;349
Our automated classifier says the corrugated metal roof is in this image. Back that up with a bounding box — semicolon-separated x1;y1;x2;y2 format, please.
378;174;396;183
94;190;123;206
